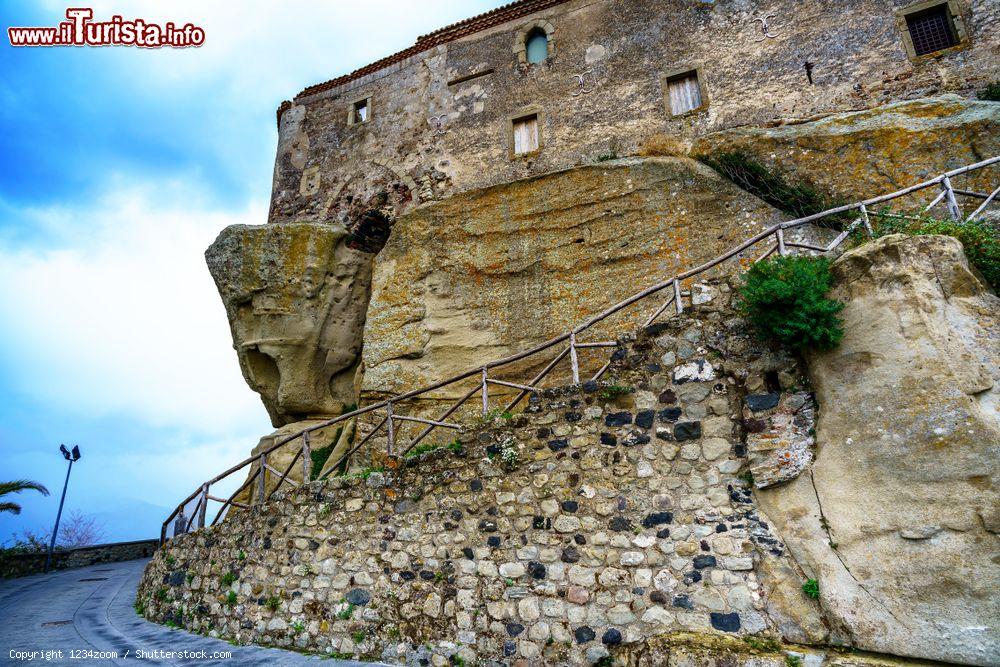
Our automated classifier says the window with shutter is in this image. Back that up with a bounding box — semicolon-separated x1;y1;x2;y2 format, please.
666;72;703;116
354;99;368;123
525;28;549;64
512;115;539;155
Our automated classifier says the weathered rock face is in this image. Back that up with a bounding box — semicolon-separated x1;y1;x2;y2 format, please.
363;156;784;400
692;96;1000;205
206;223;374;427
756;234;1000;666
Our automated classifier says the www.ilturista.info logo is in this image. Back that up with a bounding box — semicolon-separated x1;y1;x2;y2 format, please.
8;8;205;48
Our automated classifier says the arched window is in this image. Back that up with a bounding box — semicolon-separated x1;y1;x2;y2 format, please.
525;28;549;64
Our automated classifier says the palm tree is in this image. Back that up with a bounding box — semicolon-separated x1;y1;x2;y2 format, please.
0;480;50;514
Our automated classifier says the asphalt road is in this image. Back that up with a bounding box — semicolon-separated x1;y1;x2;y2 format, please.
0;559;374;666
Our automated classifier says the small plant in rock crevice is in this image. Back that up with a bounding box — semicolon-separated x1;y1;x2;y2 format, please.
336;601;355;620
225;591;238;607
220;571;236;587
599;384;633;401
737;255;844;351
479;408;514;425
743;635;781;652
802;578;820;600
264;595;281;611
291;620;305;633
978;81;1000;101
499;442;520;468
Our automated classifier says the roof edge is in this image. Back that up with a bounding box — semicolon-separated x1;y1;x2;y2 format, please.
295;0;570;100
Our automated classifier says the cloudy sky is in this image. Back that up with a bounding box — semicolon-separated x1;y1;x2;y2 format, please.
0;0;500;542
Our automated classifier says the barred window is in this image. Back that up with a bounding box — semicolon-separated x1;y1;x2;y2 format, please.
905;4;958;56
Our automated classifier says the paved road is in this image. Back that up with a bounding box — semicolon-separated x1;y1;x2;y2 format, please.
0;559;375;666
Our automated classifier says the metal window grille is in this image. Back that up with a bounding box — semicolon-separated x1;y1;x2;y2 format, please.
906;5;958;56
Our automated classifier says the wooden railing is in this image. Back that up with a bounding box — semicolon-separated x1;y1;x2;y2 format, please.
161;155;1000;543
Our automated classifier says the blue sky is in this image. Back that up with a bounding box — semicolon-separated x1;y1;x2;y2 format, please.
0;0;499;542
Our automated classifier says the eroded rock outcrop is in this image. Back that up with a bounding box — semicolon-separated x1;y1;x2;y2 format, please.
756;234;1000;666
206;222;374;427
206;223;378;495
693;96;1000;204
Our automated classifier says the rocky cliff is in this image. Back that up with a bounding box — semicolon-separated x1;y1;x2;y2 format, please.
757;234;1000;666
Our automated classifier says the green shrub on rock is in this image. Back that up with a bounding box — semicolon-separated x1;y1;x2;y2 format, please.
737;256;844;351
701;151;848;227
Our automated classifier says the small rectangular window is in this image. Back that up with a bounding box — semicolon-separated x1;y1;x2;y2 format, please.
905;4;958;55
512;114;539;155
667;72;703;116
349;98;370;125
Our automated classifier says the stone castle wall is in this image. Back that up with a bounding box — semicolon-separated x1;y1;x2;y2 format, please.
269;0;998;224
139;285;835;665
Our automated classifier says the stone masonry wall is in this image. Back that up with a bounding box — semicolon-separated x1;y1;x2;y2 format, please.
2;539;159;579
137;284;853;665
270;0;999;224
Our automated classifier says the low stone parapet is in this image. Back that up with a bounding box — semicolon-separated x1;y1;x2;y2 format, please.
1;539;159;578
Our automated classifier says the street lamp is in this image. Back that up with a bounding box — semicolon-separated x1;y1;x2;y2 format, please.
45;444;81;573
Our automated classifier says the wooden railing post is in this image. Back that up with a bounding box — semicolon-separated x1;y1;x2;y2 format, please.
941;176;962;221
386;401;395;456
257;453;266;508
673;279;683;314
776;228;787;256
481;368;489;416
569;332;580;384
301;431;311;483
859;203;873;236
197;483;208;529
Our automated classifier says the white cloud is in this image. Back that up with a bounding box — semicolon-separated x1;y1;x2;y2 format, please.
34;0;494;96
0;178;270;435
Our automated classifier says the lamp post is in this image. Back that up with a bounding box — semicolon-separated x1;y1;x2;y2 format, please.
45;444;81;573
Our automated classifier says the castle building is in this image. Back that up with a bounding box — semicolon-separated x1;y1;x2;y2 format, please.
269;0;995;226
